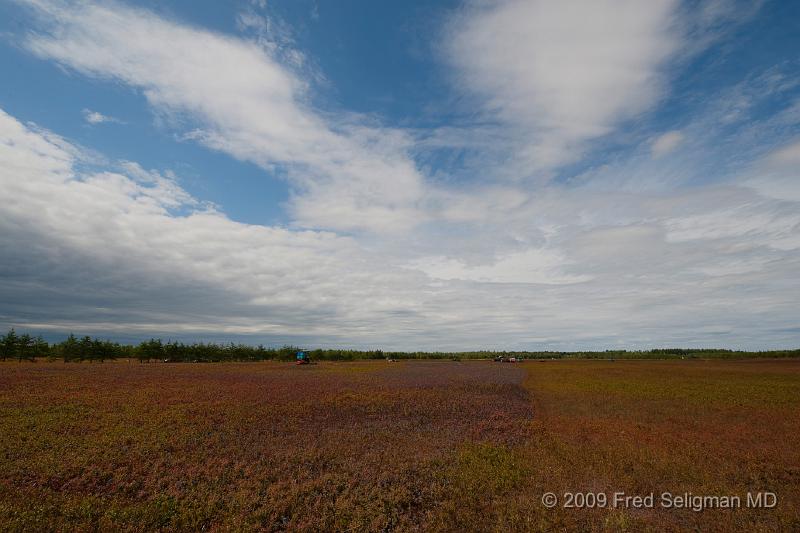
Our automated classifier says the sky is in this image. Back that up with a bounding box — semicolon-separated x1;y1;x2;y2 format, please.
0;0;799;350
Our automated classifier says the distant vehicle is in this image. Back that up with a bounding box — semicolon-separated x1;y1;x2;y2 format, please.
295;351;310;365
493;355;518;363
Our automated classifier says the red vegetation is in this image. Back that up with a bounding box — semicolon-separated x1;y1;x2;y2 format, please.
1;359;798;531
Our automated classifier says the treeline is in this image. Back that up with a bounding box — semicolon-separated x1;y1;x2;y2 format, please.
510;348;800;360
1;329;799;363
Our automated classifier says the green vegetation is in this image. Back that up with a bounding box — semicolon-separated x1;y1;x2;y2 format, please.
1;329;799;363
0;329;50;362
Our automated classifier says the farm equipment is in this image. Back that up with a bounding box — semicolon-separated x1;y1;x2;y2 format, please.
493;355;518;363
295;351;310;365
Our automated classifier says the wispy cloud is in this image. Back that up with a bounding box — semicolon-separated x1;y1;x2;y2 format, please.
82;108;122;125
444;0;682;175
651;131;684;158
23;0;425;233
441;0;767;180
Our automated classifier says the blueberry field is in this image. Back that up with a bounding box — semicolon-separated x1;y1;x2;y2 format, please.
1;359;799;531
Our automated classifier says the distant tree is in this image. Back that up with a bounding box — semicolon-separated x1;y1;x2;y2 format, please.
104;340;121;362
164;340;182;362
32;335;50;360
89;338;101;363
1;329;18;361
89;338;119;363
17;333;34;362
89;338;105;363
61;334;80;363
138;338;164;363
79;336;93;362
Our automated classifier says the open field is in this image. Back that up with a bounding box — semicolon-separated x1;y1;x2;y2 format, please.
1;359;798;531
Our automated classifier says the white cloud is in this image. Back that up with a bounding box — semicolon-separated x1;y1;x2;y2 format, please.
651;130;684;157
664;205;799;245
3;106;799;349
0;107;800;349
408;249;590;285
740;138;800;211
0;107;423;341
2;2;799;350
82;108;121;125
765;138;800;166
446;0;682;173
22;0;425;233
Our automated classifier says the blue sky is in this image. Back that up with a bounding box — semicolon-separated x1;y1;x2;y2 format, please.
0;0;799;350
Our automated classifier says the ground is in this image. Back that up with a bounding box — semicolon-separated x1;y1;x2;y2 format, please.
1;359;798;531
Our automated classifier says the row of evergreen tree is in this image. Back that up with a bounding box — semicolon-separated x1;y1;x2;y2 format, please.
1;329;798;363
0;329;400;363
0;329;302;363
0;330;50;361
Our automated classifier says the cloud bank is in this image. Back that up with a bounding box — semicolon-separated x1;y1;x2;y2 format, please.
1;0;798;349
